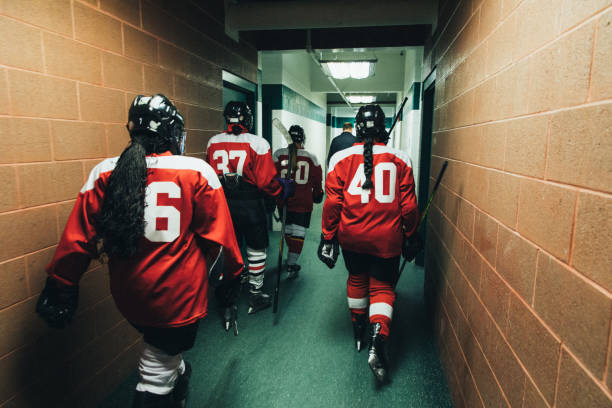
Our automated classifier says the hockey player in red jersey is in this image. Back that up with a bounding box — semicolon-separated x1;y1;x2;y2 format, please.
319;104;420;384
207;101;294;313
273;125;323;279
36;94;243;407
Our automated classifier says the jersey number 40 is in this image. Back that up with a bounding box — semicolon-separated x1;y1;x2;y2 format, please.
347;163;396;204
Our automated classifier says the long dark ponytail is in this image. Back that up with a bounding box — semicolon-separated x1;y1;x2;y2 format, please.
97;136;149;258
97;94;185;259
362;137;374;190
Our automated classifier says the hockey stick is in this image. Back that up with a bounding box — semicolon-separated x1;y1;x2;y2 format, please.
398;160;449;276
272;118;297;314
388;96;409;135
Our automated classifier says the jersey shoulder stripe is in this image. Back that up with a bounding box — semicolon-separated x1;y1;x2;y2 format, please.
327;145;363;174
208;132;271;155
372;145;413;168
272;147;287;162
81;155;221;193
327;144;412;174
298;149;321;166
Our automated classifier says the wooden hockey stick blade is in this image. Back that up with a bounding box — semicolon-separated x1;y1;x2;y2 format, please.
272;118;293;146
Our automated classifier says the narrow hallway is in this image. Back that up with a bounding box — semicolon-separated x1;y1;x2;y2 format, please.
100;205;452;407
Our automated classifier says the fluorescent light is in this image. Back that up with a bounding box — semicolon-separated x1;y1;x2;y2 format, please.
321;60;376;79
326;62;350;79
347;95;376;104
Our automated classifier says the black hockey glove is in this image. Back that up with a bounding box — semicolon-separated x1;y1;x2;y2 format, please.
214;275;241;336
36;277;79;328
264;196;277;213
317;234;339;269
402;233;424;262
312;191;324;204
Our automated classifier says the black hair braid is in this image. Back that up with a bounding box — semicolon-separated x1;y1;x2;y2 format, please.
97;136;149;258
362;137;374;190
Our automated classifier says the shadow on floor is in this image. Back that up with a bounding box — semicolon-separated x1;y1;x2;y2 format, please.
100;205;452;408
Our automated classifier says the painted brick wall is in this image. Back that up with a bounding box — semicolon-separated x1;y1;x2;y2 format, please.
0;1;256;406
423;0;612;406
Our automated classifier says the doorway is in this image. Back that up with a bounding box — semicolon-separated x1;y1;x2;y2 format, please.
222;70;257;132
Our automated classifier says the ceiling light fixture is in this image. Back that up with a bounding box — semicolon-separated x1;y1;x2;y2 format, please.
347;95;376;104
320;60;376;79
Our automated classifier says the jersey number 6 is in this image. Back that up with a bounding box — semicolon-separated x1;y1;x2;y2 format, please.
347;163;396;204
144;181;181;242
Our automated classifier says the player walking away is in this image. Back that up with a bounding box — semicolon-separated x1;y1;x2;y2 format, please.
273;125;323;279
207;101;294;314
326;122;356;166
318;105;421;384
36;94;244;407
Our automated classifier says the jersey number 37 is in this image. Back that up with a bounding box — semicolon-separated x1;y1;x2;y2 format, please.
347;163;396;204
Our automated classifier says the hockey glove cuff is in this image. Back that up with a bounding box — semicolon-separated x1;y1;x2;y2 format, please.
276;177;295;200
317;234;339;269
313;191;324;204
36;277;79;328
402;233;424;262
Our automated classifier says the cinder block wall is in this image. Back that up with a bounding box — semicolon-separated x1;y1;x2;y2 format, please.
0;1;256;406
423;0;612;406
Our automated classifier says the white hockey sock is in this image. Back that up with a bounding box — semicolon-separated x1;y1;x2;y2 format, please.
287;252;299;265
247;247;266;290
136;343;183;395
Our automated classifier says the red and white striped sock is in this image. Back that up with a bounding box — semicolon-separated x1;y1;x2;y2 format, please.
368;276;396;337
347;272;369;320
246;246;266;290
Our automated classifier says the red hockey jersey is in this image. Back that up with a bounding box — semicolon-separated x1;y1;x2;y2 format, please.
46;152;243;328
273;147;323;213
323;143;419;258
206;132;281;197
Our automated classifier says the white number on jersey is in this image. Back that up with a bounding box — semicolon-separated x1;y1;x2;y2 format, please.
212;150;247;175
347;162;397;204
280;159;310;185
144;181;181;242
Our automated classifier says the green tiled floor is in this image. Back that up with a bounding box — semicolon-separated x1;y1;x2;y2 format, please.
100;205;452;407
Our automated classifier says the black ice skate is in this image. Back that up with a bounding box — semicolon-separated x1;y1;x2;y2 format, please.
286;264;301;279
352;314;368;352
173;361;192;407
248;285;271;314
132;391;175;408
367;323;389;384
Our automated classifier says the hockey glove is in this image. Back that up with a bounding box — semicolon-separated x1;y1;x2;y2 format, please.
312;191;324;204
402;233;424;262
276;177;296;200
214;275;241;336
317;234;339;269
36;277;79;328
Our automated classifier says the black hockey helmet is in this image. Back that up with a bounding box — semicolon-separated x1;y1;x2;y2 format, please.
126;94;186;154
288;125;305;144
355;104;387;142
224;101;253;133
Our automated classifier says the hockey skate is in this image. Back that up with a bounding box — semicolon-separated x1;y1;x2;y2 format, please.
367;323;389;384
286;264;301;280
248;285;271;314
352;314;368;352
173;361;192;407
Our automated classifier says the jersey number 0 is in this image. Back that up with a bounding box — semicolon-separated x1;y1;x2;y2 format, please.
347;163;396;204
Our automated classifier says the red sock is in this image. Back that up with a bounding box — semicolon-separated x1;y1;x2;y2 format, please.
369;276;396;337
285;234;304;255
347;273;369;320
